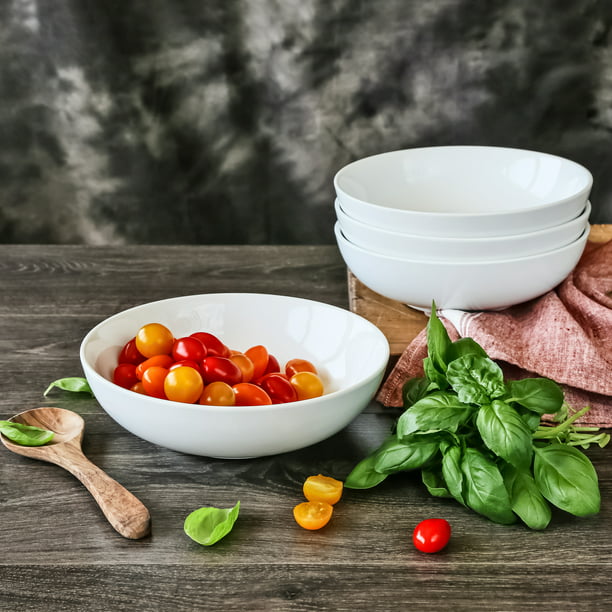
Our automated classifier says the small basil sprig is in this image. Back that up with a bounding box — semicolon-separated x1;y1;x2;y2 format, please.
44;377;93;397
345;302;609;530
184;501;240;546
0;421;55;446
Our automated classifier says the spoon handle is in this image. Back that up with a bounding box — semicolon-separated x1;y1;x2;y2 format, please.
56;443;151;539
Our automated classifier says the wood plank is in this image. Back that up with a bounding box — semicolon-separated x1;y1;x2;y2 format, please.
348;224;612;356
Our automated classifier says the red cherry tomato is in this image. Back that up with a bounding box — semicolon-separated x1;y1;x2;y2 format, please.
113;363;139;389
202;356;243;386
285;358;317;378
164;366;204;403
135;354;175;380
190;332;230;357
118;337;146;365
229;352;255;383
412;518;451;553
135;323;174;358
290;371;324;400
257;373;297;404
172;336;207;363
199;381;236;406
233;383;272;406
245;345;269;380
170;359;201;374
264;354;280;374
141;366;169;399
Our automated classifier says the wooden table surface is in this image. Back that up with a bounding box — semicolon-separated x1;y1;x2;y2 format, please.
1;245;611;612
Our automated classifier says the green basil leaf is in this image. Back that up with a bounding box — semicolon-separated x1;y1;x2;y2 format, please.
502;464;551;530
423;356;448;391
422;469;452;498
0;420;55;446
184;501;240;546
476;400;533;469
402;377;432;409
44;377;93;397
397;392;475;439
441;444;465;505
534;444;600;516
446;355;505;405
426;304;453;373
373;436;440;474
446;337;488;362
506;378;564;415
345;453;389;489
461;447;516;524
517;408;542;432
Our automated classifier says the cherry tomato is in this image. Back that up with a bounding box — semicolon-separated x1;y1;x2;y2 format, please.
264;354;281;374
412;518;451;553
199;381;236;406
130;381;146;395
257;373;297;404
113;363;139;389
118;337;146;365
290;371;324;400
164;366;203;403
172;336;207;363
135;323;174;358
293;501;333;530
141;366;168;399
170;359;201;374
245;345;269;380
135;354;175;380
202;356;243;385
229;352;255;383
191;332;230;357
285;358;317;378
303;474;343;505
232;382;272;406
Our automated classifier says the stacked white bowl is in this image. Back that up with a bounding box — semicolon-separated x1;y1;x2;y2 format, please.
333;146;592;311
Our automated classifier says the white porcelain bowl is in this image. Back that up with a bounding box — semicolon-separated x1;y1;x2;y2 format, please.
336;198;591;261
80;293;389;458
335;222;589;311
334;146;592;237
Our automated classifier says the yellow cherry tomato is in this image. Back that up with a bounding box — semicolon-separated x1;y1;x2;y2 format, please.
135;323;174;358
163;366;203;403
293;501;333;530
290;371;324;400
303;474;343;505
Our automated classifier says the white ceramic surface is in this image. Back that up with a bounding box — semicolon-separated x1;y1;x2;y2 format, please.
334;146;592;237
335;198;591;261
80;293;390;458
335;222;589;311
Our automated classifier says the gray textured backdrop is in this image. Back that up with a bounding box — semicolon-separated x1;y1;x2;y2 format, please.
1;0;611;245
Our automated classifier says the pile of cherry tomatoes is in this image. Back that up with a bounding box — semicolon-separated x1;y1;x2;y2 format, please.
112;322;325;406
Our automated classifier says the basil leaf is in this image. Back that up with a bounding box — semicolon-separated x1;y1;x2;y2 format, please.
446;355;505;405
397;392;475;439
476;400;533;469
426;304;452;373
534;444;600;516
517;408;542;432
345;453;389;489
422;469;452;498
441;444;465;505
502;464;551;530
446;337;488;362
0;420;54;446
44;377;93;397
423;356;448;391
506;378;564;415
402;377;432;409
184;501;240;546
373;436;440;474
461;448;516;524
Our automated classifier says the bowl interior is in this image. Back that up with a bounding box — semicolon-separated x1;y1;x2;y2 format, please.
334;146;592;214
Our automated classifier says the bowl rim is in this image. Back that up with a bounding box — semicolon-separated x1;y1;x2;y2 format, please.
333;145;593;219
335;221;590;266
79;292;390;415
335;198;591;244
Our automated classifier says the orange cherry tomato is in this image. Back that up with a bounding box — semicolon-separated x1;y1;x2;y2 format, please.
229;352;255;383
130;381;146;395
135;323;174;358
141;366;169;399
285;358;317;378
233;382;272;406
135;354;175;380
245;345;269;380
293;501;333;530
164;366;204;403
303;474;343;505
290;371;324;400
199;381;236;406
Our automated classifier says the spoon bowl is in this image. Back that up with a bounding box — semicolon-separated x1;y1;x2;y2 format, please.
1;407;150;539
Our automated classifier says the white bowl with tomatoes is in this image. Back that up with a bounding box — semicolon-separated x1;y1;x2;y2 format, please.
80;293;390;458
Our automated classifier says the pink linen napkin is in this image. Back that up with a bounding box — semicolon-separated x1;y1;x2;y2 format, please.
377;240;612;426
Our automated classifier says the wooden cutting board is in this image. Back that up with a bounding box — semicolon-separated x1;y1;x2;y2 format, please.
348;224;612;357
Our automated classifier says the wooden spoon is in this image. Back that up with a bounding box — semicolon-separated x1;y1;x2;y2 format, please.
1;407;151;539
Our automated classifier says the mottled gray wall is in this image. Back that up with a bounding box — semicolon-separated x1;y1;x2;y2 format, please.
1;0;611;245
